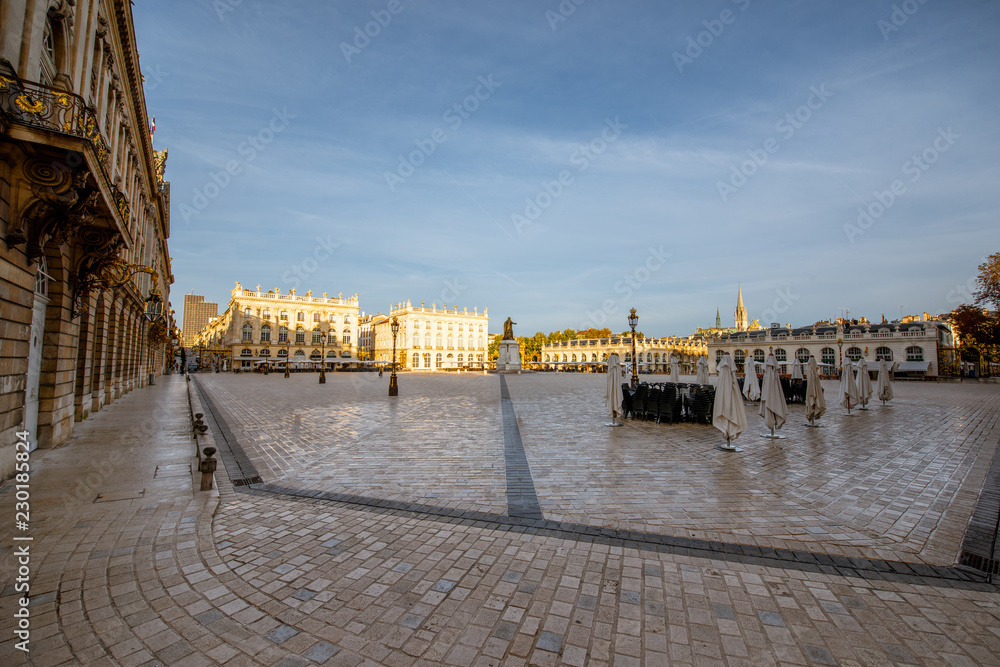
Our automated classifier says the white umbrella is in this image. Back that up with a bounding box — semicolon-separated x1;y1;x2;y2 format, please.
759;354;788;439
856;358;873;409
713;354;748;451
696;356;709;384
805;356;826;426
839;358;859;414
669;356;680;383
605;353;625;426
876;358;894;405
742;357;760;402
791;359;803;380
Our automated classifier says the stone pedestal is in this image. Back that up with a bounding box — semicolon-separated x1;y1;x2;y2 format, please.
496;340;521;372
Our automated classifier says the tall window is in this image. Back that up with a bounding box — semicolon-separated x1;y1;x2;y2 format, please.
753;349;765;363
313;313;320;322
280;310;288;320
906;346;923;361
436;334;443;347
412;334;419;347
328;331;337;345
260;324;271;343
875;346;893;361
242;323;253;342
412;353;420;368
297;312;305;322
435;353;442;368
278;325;288;343
312;328;322;344
262;309;270;319
342;328;351;345
821;347;836;366
458;335;464;349
846;346;863;361
424;334;431;347
296;326;305;343
774;348;787;362
796;348;810;363
446;334;453;348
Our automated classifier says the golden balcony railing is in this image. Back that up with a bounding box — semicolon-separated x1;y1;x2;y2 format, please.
0;74;128;222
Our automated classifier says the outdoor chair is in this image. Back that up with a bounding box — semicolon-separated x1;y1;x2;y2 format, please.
644;387;662;421
632;384;649;420
620;383;634;419
658;384;678;424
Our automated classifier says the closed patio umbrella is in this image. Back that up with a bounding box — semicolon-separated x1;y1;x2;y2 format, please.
696;356;709;384
876;358;894;405
839;358;859;414
791;359;803;380
805;356;826;426
713;353;748;451
605;353;625;426
759;354;788;439
670;356;680;383
742;357;760;402
856;358;873;409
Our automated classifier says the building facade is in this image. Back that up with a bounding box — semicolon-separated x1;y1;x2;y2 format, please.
541;335;708;373
1;0;173;478
706;316;957;378
181;293;217;347
374;301;489;370
193;283;359;370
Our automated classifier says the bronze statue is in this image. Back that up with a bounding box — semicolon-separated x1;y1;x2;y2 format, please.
502;317;516;340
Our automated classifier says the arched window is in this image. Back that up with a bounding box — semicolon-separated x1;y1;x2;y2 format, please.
544;354;550;362
260;324;271;343
821;347;836;366
625;353;632;362
435;334;443;347
277;348;287;357
875;346;893;361
278;325;288;343
295;326;305;343
753;349;765;363
423;353;431;367
310;349;322;361
562;354;567;362
796;348;810;363
447;334;454;348
424;334;431;347
312;328;322;344
716;350;724;364
412;333;419;347
242;323;253;342
342;327;351;345
846;346;863;361
774;348;787;362
654;353;660;362
906;346;923;361
457;335;464;349
328;331;336;345
435;353;442;368
458;353;464;364
412;353;420;368
293;350;305;359
240;348;252;357
571;354;577;362
591;353;597;362
326;350;336;358
260;348;270;357
478;336;484;348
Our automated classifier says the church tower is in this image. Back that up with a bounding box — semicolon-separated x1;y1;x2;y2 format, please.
734;285;748;330
715;307;721;329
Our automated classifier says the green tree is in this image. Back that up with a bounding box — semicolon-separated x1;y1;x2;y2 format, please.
951;253;1000;376
973;252;1000;311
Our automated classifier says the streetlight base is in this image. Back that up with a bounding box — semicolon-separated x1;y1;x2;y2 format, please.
388;375;398;396
319;372;326;384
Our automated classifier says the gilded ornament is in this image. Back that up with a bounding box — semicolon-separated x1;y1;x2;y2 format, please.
14;94;46;114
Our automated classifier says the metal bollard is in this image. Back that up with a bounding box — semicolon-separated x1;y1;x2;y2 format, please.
199;447;217;491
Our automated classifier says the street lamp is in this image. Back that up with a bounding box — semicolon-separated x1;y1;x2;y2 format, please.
284;337;290;378
319;330;326;384
388;316;399;396
837;337;843;368
628;308;639;387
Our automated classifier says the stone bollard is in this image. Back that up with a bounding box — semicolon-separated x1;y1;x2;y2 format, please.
199;447;217;491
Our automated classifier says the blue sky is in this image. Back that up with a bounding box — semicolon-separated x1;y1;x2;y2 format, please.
134;0;999;338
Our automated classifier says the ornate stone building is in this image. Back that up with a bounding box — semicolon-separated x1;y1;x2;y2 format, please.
541;335;708;373
193;283;359;370
374;301;489;370
0;0;173;478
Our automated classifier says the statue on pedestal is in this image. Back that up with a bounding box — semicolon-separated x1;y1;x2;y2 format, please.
503;317;516;340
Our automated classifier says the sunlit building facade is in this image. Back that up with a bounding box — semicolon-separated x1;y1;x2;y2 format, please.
375;300;489;370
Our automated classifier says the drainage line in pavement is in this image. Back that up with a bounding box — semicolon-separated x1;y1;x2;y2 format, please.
499;375;544;520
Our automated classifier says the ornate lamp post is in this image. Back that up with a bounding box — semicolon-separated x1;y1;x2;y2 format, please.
319;330;327;384
837;337;844;375
628;308;639;387
284;337;290;378
388;316;399;396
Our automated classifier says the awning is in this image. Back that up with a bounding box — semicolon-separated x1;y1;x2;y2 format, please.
895;361;931;372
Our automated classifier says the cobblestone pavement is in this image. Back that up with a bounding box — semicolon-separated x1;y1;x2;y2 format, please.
0;374;998;666
196;372;1000;565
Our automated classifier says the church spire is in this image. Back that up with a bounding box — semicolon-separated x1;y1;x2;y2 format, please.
715;307;721;329
735;284;748;330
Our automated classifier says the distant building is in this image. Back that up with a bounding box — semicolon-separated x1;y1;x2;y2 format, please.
182;294;218;347
707;315;957;378
541;335;708;373
194;283;359;370
735;284;748;331
377;300;489;370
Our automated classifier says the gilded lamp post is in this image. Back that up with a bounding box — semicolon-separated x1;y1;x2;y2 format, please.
388;316;400;396
284;337;290;378
319;330;326;384
628;308;639;387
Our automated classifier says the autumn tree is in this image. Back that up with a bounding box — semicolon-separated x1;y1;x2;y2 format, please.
950;252;1000;376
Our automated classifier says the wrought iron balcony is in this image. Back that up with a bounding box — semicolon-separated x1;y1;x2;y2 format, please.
0;74;128;221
